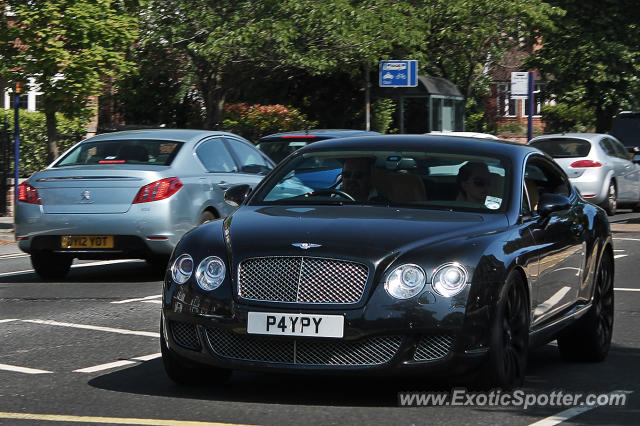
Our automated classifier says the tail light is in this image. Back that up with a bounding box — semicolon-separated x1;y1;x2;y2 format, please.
18;182;41;204
133;177;183;204
570;160;602;168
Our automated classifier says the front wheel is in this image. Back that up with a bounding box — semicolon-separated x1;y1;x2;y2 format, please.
477;272;529;390
557;251;614;362
31;251;72;280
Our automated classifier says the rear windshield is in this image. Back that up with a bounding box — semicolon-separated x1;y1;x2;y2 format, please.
530;138;591;158
54;139;184;167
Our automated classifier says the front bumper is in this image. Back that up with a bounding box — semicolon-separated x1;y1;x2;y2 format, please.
161;282;492;376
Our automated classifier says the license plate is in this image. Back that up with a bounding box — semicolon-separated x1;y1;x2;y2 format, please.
61;235;114;249
247;312;344;338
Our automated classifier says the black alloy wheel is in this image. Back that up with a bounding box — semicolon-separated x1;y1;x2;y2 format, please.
557;251;614;362
479;272;529;390
31;251;73;280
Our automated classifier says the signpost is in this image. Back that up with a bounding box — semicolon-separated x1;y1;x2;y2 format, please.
511;71;535;141
379;60;418;88
14;82;22;207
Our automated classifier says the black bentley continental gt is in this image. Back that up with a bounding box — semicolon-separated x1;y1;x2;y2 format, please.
161;134;614;389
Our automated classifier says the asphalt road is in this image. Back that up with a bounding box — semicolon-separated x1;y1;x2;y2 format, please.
1;213;640;426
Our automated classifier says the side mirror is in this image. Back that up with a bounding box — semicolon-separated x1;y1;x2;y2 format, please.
537;193;571;217
224;184;252;207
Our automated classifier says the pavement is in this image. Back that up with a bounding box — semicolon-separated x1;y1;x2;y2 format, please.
0;216;19;255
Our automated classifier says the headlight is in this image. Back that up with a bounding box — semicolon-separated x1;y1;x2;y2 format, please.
384;264;426;299
171;254;193;284
431;262;468;297
196;256;226;291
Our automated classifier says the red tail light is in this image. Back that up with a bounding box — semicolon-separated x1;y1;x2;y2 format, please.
570;160;602;168
18;182;41;204
133;177;183;204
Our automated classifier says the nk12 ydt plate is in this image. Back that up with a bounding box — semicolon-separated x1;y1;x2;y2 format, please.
61;235;114;249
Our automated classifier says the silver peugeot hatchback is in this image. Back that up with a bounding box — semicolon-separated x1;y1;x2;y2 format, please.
15;129;274;279
529;133;640;215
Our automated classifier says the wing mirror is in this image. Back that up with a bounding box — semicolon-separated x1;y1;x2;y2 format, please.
224;184;252;207
537;193;571;216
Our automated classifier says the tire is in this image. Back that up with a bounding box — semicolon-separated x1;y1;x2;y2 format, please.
198;210;217;225
477;272;529;390
557;251;614;362
160;322;231;385
31;251;73;280
146;255;169;273
600;182;617;216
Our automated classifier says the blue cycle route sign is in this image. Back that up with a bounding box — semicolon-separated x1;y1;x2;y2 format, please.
379;60;418;87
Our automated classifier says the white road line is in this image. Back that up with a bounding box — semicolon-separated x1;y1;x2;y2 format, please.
142;300;162;304
614;288;640;292
0;319;18;323
528;390;633;426
111;294;162;304
0;253;29;260
0;363;52;374
613;237;640;242
614;254;628;259
21;319;159;338
73;353;161;373
0;259;143;278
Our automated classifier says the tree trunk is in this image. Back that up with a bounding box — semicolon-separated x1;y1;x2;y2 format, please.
45;107;59;164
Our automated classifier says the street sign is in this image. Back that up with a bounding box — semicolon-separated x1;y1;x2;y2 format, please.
379;60;418;87
511;72;529;99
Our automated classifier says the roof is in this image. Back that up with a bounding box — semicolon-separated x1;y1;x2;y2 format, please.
259;129;380;141
379;76;463;99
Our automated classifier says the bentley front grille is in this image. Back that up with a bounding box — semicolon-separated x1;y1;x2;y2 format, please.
238;256;368;304
170;321;201;351
204;327;402;366
413;335;453;361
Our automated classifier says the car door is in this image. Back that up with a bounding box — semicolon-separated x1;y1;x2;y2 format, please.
600;137;631;200
525;156;585;327
610;136;640;201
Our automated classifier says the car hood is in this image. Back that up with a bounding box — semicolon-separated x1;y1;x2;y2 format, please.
226;205;508;263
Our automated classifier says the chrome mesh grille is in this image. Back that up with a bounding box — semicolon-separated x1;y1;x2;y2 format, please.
238;256;368;304
413;335;453;361
204;327;401;366
170;321;201;351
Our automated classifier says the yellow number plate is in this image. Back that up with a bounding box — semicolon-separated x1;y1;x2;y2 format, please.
61;235;114;249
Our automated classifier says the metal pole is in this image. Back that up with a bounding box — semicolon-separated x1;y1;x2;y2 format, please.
13;88;20;206
399;96;405;134
527;71;535;142
365;64;371;131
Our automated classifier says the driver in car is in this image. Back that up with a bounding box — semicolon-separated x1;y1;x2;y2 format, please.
341;157;376;202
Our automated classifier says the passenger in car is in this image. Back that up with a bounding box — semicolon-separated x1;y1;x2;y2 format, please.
456;161;491;204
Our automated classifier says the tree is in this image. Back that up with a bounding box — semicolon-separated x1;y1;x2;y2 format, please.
528;0;640;132
1;0;138;162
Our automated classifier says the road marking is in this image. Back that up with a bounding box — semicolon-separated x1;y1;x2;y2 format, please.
0;363;52;374
614;254;628;259
0;412;254;425
143;300;162;304
0;319;17;323
21;319;159;338
613;237;640;242
0;253;29;260
0;259;143;278
614;288;640;292
528;390;633;426
74;353;161;373
614;249;625;252
111;294;162;304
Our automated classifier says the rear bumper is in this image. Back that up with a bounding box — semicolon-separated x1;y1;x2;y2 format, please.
570;170;609;204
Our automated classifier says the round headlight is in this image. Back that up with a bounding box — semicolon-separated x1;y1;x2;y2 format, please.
196;256;226;291
171;254;193;284
432;262;468;297
384;264;426;299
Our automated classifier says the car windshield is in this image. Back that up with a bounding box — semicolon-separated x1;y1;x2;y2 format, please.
256;139;316;163
54;139;184;167
530;138;591;158
251;150;510;212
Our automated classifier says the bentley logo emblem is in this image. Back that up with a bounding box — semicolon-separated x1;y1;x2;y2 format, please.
292;243;322;250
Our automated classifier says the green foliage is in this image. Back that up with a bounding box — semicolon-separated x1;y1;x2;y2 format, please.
498;122;526;135
371;99;396;134
540;104;596;133
222;103;317;141
0;110;87;177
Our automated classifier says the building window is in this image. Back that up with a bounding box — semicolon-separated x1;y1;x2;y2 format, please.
523;84;545;117
497;84;518;117
35;94;43;111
